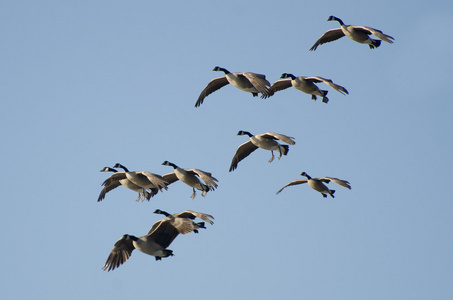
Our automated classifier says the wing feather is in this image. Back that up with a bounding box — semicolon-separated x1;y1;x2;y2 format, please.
304;76;349;95
102;236;135;272
310;28;345;51
229;141;258;172
276;179;308;194
319;177;351;189
354;26;394;43
195;76;230;107
268;79;293;95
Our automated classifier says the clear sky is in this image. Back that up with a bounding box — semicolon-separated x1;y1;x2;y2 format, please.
1;1;452;299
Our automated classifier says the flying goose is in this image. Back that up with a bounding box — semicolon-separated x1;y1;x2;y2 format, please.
102;209;214;271
269;73;348;103
310;16;394;51
277;171;351;198
161;161;219;199
195;66;271;107
229;131;296;172
154;209;215;226
113;163;168;196
98;167;151;202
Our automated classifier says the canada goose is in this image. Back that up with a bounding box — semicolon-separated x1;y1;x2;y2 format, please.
195;66;271;107
102;209;214;271
161;161;219;199
310;16;394;51
277;171;351;198
229;131;296;172
269;73;348;103
153;209;215;226
113;163;168;196
98;167;151;202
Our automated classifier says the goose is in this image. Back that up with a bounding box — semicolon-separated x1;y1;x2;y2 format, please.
229;131;295;172
269;73;348;103
310;16;394;51
276;171;351;198
113;163;168;196
161;161;219;199
195;66;271;107
98;167;151;202
153;209;215;226
102;209;214;271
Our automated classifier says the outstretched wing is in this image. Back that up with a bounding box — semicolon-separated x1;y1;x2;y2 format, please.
98;173;127;201
276;179;308;194
140;172;169;191
102;236;135;272
229;141;259;172
174;210;215;225
263;132;296;145
187;169;219;190
242;72;272;99
195;76;230;107
319;177;351;189
162;172;179;185
304;76;349;95
354;26;394;43
268;78;293;96
310;28;345;51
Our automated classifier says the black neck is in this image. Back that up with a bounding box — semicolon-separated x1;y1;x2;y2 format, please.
164;161;178;169
242;131;253;137
333;17;344;25
116;163;129;172
218;67;230;74
156;209;170;217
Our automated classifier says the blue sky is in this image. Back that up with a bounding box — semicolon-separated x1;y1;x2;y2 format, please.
1;1;452;299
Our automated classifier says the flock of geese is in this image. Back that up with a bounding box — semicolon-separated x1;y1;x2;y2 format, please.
99;16;394;271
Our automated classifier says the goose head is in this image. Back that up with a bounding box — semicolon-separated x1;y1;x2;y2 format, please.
162;161;178;169
281;73;296;80
100;167;117;173
213;66;230;74
300;172;312;179
113;163;129;172
237;130;253;137
327;16;344;25
153;209;170;217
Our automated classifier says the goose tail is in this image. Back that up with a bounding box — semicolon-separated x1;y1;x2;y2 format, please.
369;39;381;49
280;145;290;156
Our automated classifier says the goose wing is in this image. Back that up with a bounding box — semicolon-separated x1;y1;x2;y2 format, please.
229;140;259;172
268;78;293;95
162;172;179;185
98;173;127;201
319;177;351;189
148;219;195;248
102;235;135;271
101;172;127;187
97;181;121;202
140;172;169;191
276;179;309;194
174;210;215;225
195;76;230;107
186;169;219;190
261;132;296;145
310;28;345;51
305;76;349;95
353;26;394;43
241;72;271;98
